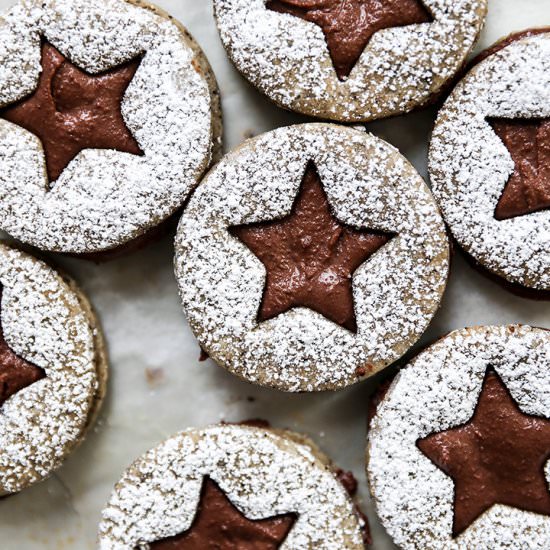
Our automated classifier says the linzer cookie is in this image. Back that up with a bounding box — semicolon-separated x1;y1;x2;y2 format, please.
175;124;449;391
98;424;367;548
213;0;487;122
429;31;550;294
367;325;550;549
0;242;107;495
0;0;221;256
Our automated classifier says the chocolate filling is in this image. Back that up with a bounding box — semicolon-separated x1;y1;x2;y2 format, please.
1;40;143;183
490;117;550;220
229;161;394;333
0;287;45;407
266;0;433;80
417;368;550;538
149;477;296;549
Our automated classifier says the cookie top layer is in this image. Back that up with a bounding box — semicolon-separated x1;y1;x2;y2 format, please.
213;0;487;122
0;243;101;494
0;0;213;254
368;325;550;549
175;124;449;392
98;424;364;549
429;33;550;290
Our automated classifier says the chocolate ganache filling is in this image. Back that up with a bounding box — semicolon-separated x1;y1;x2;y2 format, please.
490;118;550;220
230;161;394;333
266;0;433;80
1;40;143;183
417;368;550;538
149;478;296;549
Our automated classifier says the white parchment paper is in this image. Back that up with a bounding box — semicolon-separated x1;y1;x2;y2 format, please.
0;1;548;548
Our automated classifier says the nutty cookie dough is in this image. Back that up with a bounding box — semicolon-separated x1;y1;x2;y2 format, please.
98;424;367;549
213;0;487;122
367;325;550;549
0;0;221;257
429;31;550;293
0;242;107;495
175;124;449;392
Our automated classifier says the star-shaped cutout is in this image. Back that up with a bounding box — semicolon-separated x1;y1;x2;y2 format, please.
417;368;550;538
266;0;433;80
230;161;394;333
0;287;45;408
1;40;144;183
150;477;296;549
490;117;550;220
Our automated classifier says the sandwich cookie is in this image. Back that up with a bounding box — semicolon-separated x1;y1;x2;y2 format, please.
0;242;107;495
429;31;550;294
368;325;550;549
98;423;368;548
0;0;221;257
213;0;487;122
175;124;449;391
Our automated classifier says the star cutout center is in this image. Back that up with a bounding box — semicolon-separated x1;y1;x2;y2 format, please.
229;161;395;333
1;40;144;183
150;477;296;549
490;117;550;220
417;368;550;538
0;286;45;408
266;0;433;80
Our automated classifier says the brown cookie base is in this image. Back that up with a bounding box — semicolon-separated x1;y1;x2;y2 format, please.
73;209;181;262
458;242;550;301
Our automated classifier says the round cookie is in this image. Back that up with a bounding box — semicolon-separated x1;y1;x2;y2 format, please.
367;325;550;549
0;0;221;256
98;423;366;549
0;242;107;495
429;32;550;293
175;124;450;392
213;0;487;122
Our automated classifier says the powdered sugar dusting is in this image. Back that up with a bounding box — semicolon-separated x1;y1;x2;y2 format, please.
0;243;99;494
0;0;213;253
213;0;487;122
175;124;449;391
429;33;550;290
98;424;364;549
368;325;550;549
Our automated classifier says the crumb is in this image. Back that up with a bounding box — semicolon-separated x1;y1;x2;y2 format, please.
191;58;202;75
145;367;165;387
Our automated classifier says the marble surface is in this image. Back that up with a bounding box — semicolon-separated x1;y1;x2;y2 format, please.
0;0;548;548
